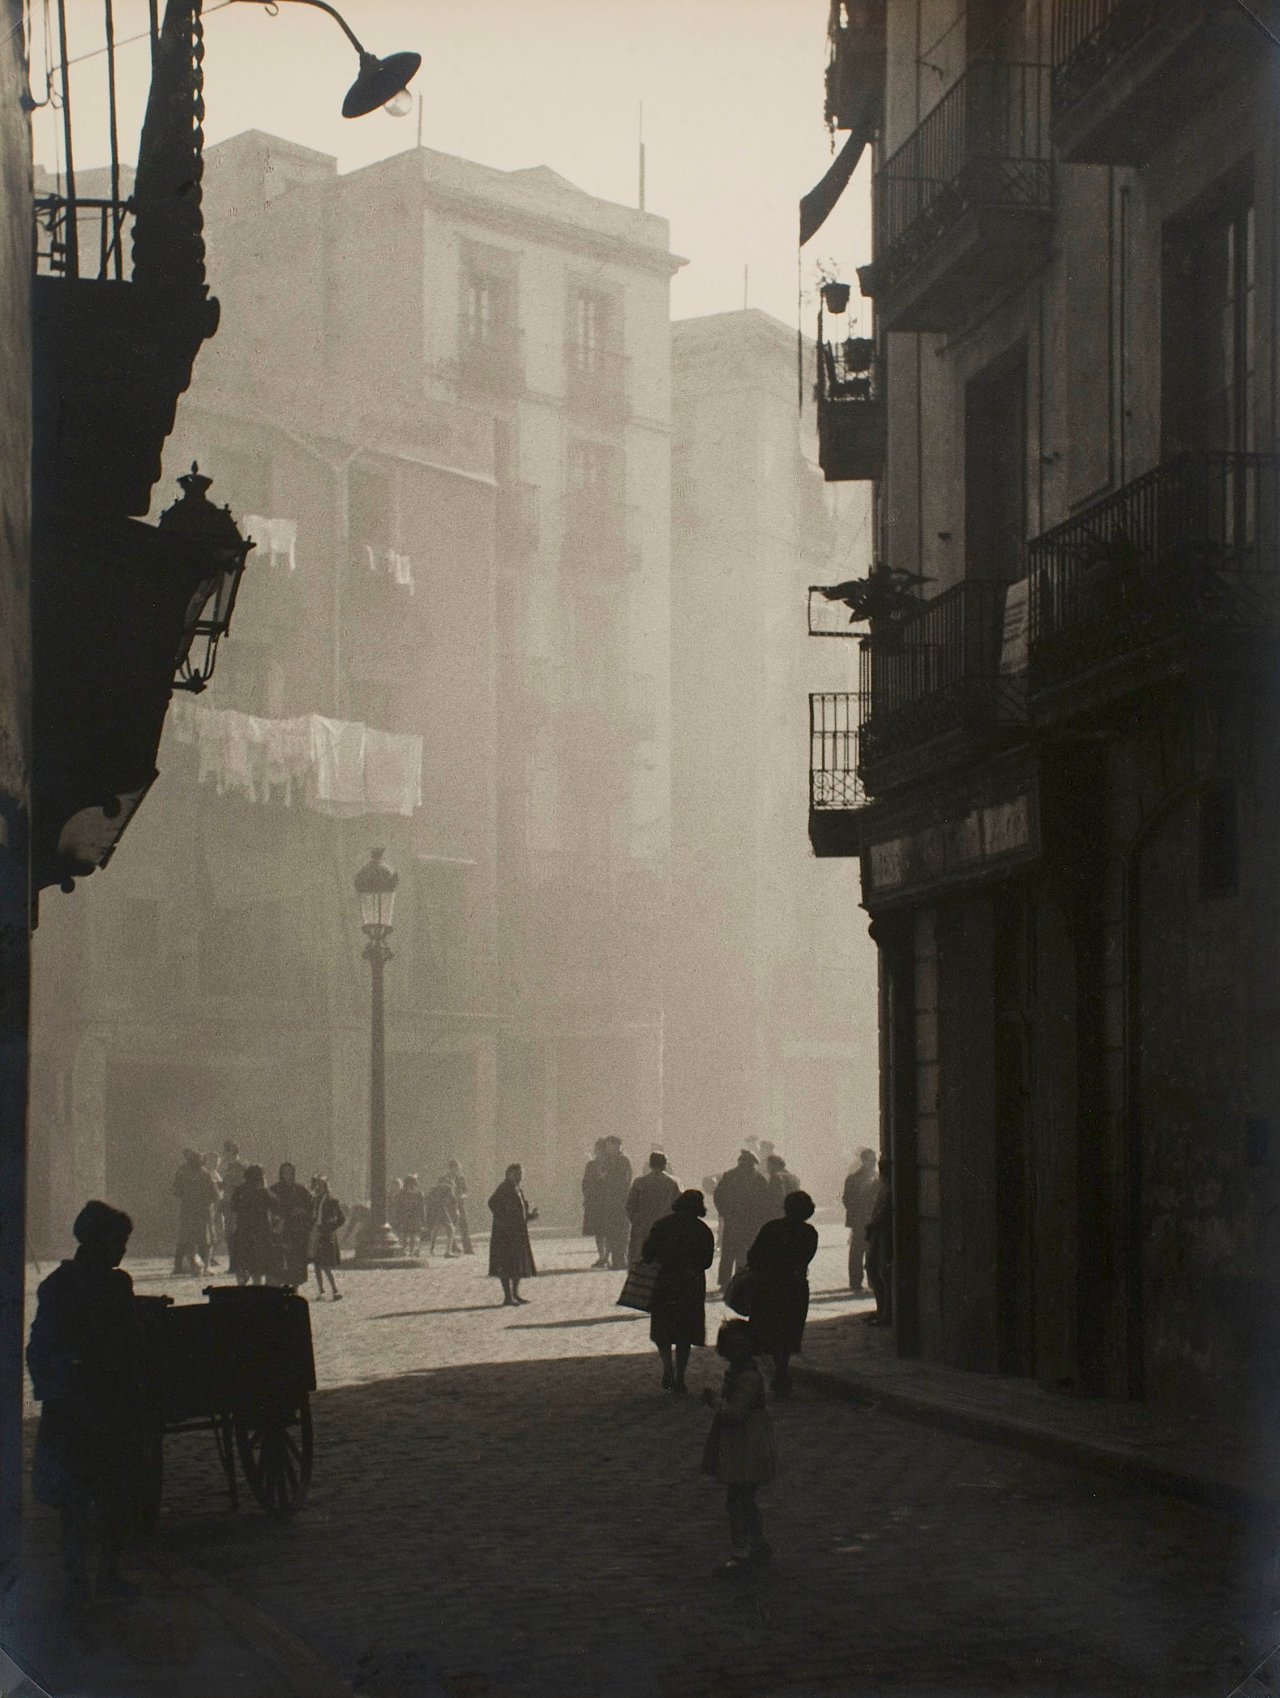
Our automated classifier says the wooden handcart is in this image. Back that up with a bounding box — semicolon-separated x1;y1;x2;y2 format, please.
135;1283;316;1520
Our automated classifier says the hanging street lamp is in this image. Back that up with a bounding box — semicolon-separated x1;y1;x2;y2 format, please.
231;0;422;118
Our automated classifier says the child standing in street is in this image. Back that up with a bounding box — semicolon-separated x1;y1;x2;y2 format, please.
701;1319;777;1573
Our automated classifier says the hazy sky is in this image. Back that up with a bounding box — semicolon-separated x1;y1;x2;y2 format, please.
30;0;873;334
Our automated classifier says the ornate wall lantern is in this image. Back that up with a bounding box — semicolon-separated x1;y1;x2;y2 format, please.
159;464;254;693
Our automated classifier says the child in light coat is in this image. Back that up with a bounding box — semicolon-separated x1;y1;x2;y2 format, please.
701;1318;777;1572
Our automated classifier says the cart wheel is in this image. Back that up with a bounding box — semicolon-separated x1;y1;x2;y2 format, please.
233;1396;313;1518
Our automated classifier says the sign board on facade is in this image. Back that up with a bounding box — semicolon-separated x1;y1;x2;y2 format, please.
865;789;1036;901
999;579;1029;676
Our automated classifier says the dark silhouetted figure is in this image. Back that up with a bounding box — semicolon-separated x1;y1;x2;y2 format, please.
398;1175;426;1256
597;1136;633;1270
701;1319;777;1574
489;1162;538;1305
172;1148;217;1276
713;1151;772;1290
626;1150;680;1267
642;1189;715;1393
425;1177;461;1256
271;1161;314;1291
747;1190;819;1396
228;1164;280;1286
581;1138;610;1266
842;1148;878;1295
216;1138;246;1259
447;1158;474;1254
27;1201;146;1611
764;1153;800;1219
865;1158;894;1326
309;1174;345;1300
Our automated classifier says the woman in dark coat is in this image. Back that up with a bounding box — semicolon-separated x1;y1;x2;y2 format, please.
746;1189;819;1397
27;1201;147;1609
270;1161;314;1290
642;1189;715;1393
581;1139;608;1266
228;1165;280;1286
488;1162;538;1305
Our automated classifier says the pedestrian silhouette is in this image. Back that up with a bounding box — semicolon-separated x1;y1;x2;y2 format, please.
309;1174;346;1300
746;1190;819;1396
582;1138;610;1267
701;1319;777;1574
842;1148;878;1295
488;1163;538;1305
626;1151;680;1267
228;1164;280;1286
642;1189;715;1392
712;1151;772;1290
27;1201;148;1612
271;1162;314;1291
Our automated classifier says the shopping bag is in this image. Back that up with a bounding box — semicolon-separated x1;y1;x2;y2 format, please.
616;1260;660;1312
723;1268;759;1317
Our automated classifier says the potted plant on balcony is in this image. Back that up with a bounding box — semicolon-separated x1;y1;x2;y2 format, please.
820;279;852;315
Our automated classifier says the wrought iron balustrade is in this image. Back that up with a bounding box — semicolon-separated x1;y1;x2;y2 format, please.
810;692;866;810
815;334;884;480
1028;452;1280;694
34;193;134;281
872;60;1051;294
1051;0;1165;108
858;579;1011;763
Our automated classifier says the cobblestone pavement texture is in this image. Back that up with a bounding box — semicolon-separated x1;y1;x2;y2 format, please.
23;1230;1280;1697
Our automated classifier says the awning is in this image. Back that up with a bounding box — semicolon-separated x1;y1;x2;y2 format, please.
799;126;870;247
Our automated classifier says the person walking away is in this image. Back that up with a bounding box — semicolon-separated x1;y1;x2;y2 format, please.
764;1154;800;1219
424;1177;461;1255
598;1136;634;1270
581;1139;610;1267
746;1190;819;1396
309;1175;346;1299
172;1149;218;1277
202;1152;225;1269
399;1174;426;1256
842;1148;878;1295
865;1158;894;1326
388;1177;406;1244
27;1201;147;1611
701;1320;777;1574
713;1151;771;1291
447;1158;475;1253
488;1163;538;1304
229;1164;280;1286
217;1140;246;1260
626;1151;680;1267
643;1189;714;1393
271;1162;314;1291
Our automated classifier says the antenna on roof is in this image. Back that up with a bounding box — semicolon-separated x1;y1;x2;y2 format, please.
638;101;646;211
417;94;424;150
743;264;749;310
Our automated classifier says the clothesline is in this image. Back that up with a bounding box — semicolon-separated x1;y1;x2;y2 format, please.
166;697;423;818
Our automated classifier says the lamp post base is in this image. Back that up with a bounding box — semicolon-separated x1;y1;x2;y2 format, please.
351;1221;420;1269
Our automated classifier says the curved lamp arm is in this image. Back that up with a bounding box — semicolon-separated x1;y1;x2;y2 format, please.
232;0;367;55
229;0;422;118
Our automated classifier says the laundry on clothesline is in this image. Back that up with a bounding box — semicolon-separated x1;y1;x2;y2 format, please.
242;515;298;572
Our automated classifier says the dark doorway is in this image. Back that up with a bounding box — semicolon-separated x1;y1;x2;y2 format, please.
965;352;1028;585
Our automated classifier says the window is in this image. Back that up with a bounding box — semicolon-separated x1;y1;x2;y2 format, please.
1163;168;1255;457
567;441;618;502
568;289;613;370
464;271;514;349
965;351;1027;584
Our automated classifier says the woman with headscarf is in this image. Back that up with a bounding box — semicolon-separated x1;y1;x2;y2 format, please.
270;1161;314;1291
641;1189;715;1394
309;1174;345;1300
488;1162;538;1305
228;1164;280;1286
745;1189;819;1397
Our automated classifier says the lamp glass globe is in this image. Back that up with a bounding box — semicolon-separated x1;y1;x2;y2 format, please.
384;87;414;117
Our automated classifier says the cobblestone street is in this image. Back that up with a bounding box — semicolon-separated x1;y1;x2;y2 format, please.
88;1228;1275;1698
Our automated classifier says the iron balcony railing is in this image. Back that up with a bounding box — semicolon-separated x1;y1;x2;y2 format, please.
1028;451;1280;693
872;60;1051;290
1050;0;1164;107
564;343;629;417
858;579;1011;764
810;692;867;811
457;313;524;390
34;193;134;281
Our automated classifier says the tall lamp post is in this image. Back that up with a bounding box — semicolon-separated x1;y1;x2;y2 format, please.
353;847;414;1265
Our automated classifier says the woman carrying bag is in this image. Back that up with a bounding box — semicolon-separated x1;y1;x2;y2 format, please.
641;1189;715;1394
745;1189;819;1397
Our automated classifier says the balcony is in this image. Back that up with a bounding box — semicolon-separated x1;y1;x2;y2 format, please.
1028;452;1280;717
456;316;524;394
864;61;1052;334
1050;0;1259;166
497;481;539;559
564;344;629;423
808;692;866;856
825;0;887;134
859;579;1023;781
816;334;884;482
561;494;639;576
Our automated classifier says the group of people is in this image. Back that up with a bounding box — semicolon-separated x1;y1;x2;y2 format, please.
842;1147;893;1325
172;1143;347;1300
388;1162;473;1258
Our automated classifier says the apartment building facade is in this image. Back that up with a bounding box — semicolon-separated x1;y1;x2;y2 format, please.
29;131;680;1246
812;0;1280;1412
